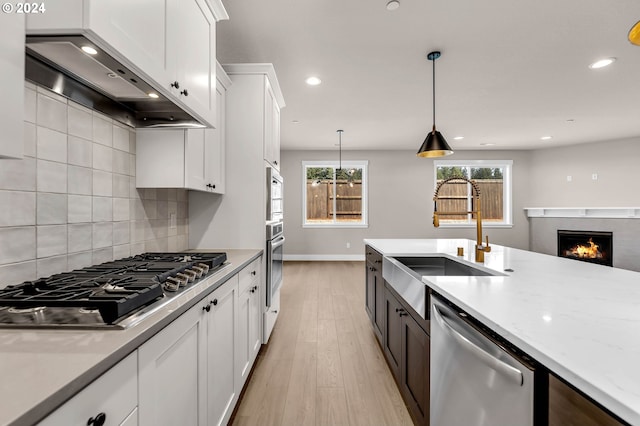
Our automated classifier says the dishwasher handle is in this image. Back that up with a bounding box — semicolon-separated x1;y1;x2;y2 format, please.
432;304;524;386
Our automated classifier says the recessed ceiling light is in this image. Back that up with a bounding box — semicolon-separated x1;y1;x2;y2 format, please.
81;46;98;55
479;143;495;146
566;119;575;123
589;58;616;69
541;136;553;140
148;93;159;99
305;76;322;86
292;120;300;124
386;0;400;11
453;136;464;140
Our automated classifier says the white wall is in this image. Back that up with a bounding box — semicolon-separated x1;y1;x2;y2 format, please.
281;149;532;258
527;137;640;206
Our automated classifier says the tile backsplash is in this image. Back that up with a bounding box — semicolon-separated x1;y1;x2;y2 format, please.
0;82;189;288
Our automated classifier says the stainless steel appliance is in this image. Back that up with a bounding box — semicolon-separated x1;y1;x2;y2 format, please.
264;221;284;341
0;253;228;329
266;167;283;222
430;296;535;426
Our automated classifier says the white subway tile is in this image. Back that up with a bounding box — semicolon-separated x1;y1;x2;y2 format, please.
67;251;92;270
68;136;92;167
93;143;113;172
68;166;92;195
0;191;35;226
68;105;93;140
23;122;36;157
130;220;146;243
142;200;158;219
112;149;130;175
37;92;67;133
0;261;36;288
92;170;112;196
0;157;36;191
37;193;67;225
156;189;168;201
167;189;177;201
129;131;136;153
93;197;113;222
112;174;130;198
24;87;36;124
130;198;145;220
113;244;130;260
129;153;136;176
177;189;188;202
113;125;130;152
157;200;169;219
36;86;68;104
67;194;92;223
68;223;92;253
92;222;113;249
37;225;67;258
0;227;36;263
37;255;68;278
113;221;130;245
37;160;67;193
37;127;67;163
168;236;178;251
113;198;130;221
130;242;145;256
92;247;113;264
177;202;188;219
93;115;112;146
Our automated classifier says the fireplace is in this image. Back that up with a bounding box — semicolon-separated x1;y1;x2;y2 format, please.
557;230;613;267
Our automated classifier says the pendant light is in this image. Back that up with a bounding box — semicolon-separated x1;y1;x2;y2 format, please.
417;51;454;158
630;20;640;46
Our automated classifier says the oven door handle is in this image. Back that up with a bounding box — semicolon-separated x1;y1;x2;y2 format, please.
272;236;286;249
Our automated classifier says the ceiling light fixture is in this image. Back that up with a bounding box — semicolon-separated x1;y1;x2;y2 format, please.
453;136;464;140
305;76;322;86
417;51;453;158
148;93;159;99
588;58;616;69
541;136;553;140
480;143;495;146
629;20;640;46
386;0;400;11
81;46;98;55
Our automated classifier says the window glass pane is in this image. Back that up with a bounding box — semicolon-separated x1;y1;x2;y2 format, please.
470;167;504;222
334;168;363;223
306;167;334;224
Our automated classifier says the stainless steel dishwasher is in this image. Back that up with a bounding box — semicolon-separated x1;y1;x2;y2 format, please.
430;296;535;426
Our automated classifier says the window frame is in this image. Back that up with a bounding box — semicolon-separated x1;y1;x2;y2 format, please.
302;160;369;228
433;159;513;228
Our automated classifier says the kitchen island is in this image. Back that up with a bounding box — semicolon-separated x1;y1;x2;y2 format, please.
0;249;262;426
364;238;640;425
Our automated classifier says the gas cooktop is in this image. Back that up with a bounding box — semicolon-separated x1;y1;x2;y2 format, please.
0;252;228;329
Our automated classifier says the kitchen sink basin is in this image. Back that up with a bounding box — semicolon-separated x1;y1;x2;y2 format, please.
393;256;495;277
382;256;499;320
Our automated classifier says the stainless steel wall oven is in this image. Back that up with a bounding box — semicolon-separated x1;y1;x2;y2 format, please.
266;221;284;308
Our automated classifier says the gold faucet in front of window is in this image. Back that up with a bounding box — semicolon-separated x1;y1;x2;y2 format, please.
432;177;491;262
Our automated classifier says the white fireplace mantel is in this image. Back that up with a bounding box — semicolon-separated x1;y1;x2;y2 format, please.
524;207;640;219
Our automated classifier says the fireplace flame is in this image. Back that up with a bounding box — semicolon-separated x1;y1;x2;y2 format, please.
568;238;602;259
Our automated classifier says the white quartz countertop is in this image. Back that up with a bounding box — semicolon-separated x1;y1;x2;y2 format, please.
364;238;640;425
0;249;262;426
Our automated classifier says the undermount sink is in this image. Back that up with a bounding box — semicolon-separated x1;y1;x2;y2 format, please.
393;256;495;277
382;256;499;320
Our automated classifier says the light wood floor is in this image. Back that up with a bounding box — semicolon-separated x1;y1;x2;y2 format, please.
232;261;413;426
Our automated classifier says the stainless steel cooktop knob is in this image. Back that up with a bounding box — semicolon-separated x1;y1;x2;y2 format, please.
176;272;192;284
197;263;210;274
191;266;204;278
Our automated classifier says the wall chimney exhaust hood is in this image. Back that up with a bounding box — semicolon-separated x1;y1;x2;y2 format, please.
26;35;205;128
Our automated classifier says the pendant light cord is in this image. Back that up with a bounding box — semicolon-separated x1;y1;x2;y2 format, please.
432;56;436;132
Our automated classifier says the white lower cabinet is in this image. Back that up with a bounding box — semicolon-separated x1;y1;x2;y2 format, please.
138;300;207;426
237;257;262;389
38;351;138;426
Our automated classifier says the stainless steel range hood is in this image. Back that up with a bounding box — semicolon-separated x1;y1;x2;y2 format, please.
25;35;204;128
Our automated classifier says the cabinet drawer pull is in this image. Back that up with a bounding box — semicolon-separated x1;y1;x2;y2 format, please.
170;81;180;89
251;270;256;276
87;412;106;426
211;299;218;306
203;305;211;312
180;89;189;97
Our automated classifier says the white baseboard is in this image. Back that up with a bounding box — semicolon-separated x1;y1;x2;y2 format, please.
284;254;365;261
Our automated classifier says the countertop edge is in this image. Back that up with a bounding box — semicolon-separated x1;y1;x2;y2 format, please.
7;249;263;426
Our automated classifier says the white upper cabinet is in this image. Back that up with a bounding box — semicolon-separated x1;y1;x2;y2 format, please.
26;0;228;128
0;13;24;159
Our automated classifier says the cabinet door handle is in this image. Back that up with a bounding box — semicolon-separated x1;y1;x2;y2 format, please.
180;89;189;97
368;267;376;271
203;305;211;312
87;412;106;426
395;308;404;313
211;299;218;306
374;260;382;264
274;160;278;165
251;270;256;276
171;81;180;89
399;312;408;317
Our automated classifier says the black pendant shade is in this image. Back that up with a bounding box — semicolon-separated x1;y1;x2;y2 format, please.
417;50;454;158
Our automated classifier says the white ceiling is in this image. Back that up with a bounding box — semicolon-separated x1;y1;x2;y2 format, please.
216;0;640;151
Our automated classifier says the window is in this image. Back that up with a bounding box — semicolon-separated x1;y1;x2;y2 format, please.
302;160;368;227
433;159;512;227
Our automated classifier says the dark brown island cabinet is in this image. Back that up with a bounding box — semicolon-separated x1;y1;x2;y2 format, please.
363;245;630;426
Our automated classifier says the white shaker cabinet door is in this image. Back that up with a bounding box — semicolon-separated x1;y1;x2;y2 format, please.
184;128;207;191
0;13;24;159
86;0;173;89
138;302;207;426
205;275;238;426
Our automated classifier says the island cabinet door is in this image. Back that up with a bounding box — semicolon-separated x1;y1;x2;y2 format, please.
401;313;430;426
365;263;375;322
383;287;403;382
138;301;207;426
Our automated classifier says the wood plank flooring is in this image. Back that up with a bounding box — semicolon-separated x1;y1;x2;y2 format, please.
232;261;413;426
